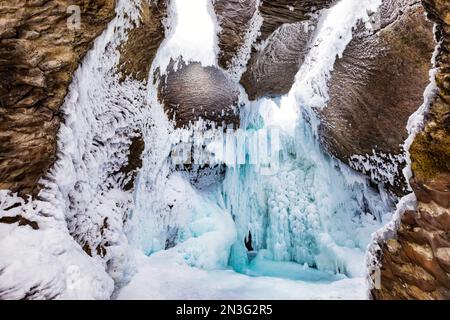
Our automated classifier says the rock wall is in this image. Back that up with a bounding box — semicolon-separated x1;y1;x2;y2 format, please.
320;0;435;195
257;0;334;41
240;0;334;100
0;0;116;196
371;0;450;300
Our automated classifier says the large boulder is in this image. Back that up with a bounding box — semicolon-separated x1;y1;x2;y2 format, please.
0;0;116;196
370;0;450;300
159;61;240;129
319;0;435;195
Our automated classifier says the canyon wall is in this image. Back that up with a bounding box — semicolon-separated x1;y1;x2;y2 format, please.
371;0;450;300
321;0;435;196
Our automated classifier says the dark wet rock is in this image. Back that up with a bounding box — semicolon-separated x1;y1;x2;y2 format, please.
241;20;315;100
159;61;240;129
371;0;450;300
214;0;257;69
0;0;116;197
319;0;435;195
258;0;334;41
119;135;145;192
240;0;334;100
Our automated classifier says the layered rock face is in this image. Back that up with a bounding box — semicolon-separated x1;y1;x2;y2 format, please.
118;0;167;82
159;61;240;129
213;0;257;70
116;0;167;191
240;0;334;100
0;0;116;196
371;0;450;300
320;0;435;195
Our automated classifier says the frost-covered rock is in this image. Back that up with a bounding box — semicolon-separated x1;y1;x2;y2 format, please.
369;0;450;300
239;0;335;100
0;0;116;196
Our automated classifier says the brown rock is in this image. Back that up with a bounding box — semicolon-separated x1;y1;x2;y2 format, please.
0;0;116;197
320;0;435;195
371;0;450;300
258;0;335;41
159;61;240;129
241;21;315;100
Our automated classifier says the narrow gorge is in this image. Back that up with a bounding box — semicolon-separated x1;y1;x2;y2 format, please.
0;0;448;300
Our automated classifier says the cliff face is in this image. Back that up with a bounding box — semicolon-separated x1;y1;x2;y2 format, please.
0;0;116;197
118;0;167;82
371;0;450;300
321;0;435;196
160;61;240;129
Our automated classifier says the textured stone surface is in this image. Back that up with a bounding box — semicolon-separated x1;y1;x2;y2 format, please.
0;0;116;196
258;0;334;41
213;0;257;69
118;0;167;82
320;0;435;195
159;61;240;129
240;0;334;100
371;0;450;300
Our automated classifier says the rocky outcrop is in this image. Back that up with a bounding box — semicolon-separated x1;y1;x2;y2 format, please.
0;0;116;196
257;0;334;41
240;0;334;100
115;0;167;192
118;0;167;82
371;0;450;300
159;61;240;129
241;20;315;100
213;0;257;70
320;0;435;195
